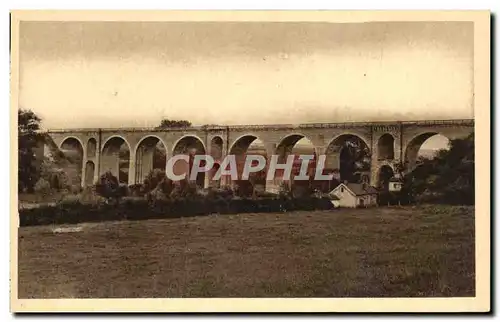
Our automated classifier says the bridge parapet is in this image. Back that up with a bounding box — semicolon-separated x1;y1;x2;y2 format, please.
401;119;474;126
45;118;474;134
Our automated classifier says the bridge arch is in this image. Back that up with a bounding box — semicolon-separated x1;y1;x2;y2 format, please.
229;134;262;155
134;135;168;185
377;133;395;160
325;133;371;184
275;133;315;154
172;135;207;188
276;133;310;148
326;132;371;153
208;136;224;188
172;135;207;155
229;134;268;195
404;132;450;171
59;137;85;188
101;135;132;153
274;133;317;195
210;136;224;159
59;136;84;150
101;136;131;184
87;138;97;158
135;135;168;153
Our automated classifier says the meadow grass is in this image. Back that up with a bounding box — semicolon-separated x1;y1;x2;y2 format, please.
18;205;474;298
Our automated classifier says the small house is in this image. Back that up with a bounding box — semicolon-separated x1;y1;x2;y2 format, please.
329;182;379;208
328;194;341;208
388;177;404;192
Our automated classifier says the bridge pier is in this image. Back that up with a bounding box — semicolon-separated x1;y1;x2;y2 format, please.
80;148;88;188
128;149;137;186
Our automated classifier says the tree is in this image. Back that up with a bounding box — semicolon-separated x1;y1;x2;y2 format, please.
142;169;174;197
170;178;199;200
338;138;371;183
38;148;74;191
402;133;474;205
18;109;42;192
34;178;51;198
156;119;192;129
95;172;127;203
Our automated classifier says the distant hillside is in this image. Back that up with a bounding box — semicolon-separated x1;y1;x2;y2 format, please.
418;148;439;159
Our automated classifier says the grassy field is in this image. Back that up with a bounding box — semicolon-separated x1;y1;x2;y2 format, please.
18;205;475;298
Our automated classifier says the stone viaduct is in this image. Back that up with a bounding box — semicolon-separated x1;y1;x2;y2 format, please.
44;119;474;192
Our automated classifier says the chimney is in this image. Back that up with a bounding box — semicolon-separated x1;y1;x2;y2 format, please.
343;180;349;185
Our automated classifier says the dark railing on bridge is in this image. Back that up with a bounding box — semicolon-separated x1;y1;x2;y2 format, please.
45;119;474;134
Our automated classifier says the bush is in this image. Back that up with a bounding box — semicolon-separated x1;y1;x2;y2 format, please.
143;169;167;194
34;178;51;196
128;184;144;197
291;184;314;199
59;194;81;205
232;180;254;197
156;177;174;195
70;185;82;195
78;186;107;205
18;193;335;227
95;172;127;201
118;183;129;197
148;187;170;202
49;173;61;191
170;179;199;200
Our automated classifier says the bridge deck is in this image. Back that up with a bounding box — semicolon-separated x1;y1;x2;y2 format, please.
46;119;474;133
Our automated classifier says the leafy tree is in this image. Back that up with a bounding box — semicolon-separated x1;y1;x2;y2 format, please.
38;148;75;191
156;119;192;129
402;133;474;205
34;178;51;197
152;146;167;169
291;183;314;198
336;138;371;183
18;109;42;192
233;180;254;198
206;185;234;201
95;172;127;203
143;169;174;201
156;176;174;195
170;178;199;200
143;169;167;193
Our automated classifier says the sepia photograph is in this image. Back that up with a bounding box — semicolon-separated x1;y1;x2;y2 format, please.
10;10;490;312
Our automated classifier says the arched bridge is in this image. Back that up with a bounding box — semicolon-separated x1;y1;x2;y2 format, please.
44;119;474;191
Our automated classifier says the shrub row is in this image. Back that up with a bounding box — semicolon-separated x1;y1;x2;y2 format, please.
19;196;335;227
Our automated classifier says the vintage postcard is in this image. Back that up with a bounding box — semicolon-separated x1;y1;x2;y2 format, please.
10;10;490;312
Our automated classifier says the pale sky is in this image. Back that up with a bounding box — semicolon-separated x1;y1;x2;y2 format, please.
18;21;474;130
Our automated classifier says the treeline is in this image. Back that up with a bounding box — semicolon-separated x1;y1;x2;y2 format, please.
19;169;335;227
405;132;474;205
380;132;474;206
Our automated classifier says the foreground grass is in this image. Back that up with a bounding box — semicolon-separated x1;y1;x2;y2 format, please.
18;205;475;298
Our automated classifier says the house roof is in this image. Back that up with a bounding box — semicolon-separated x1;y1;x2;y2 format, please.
318;192;340;200
325;194;340;200
335;183;379;196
